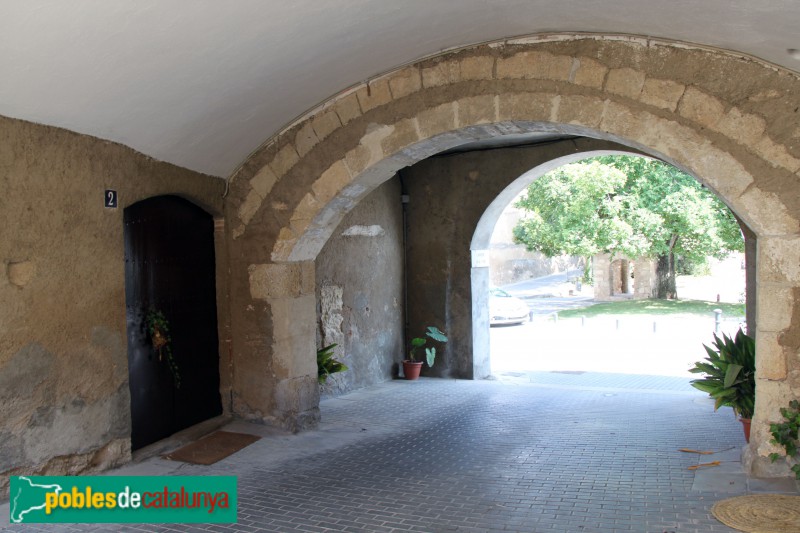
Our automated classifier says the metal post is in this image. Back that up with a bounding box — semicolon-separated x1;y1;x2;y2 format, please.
714;308;723;333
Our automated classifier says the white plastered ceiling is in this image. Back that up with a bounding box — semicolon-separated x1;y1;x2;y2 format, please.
1;1;798;177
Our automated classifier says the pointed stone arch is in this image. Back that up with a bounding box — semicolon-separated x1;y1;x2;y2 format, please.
226;35;800;475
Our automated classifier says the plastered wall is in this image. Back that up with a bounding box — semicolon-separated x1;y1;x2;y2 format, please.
315;177;404;394
0;116;225;498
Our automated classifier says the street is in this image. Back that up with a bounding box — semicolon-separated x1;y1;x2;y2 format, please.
490;313;744;378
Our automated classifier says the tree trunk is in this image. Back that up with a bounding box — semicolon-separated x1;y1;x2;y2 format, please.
656;253;677;299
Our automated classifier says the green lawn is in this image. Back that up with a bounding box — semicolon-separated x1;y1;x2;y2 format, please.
558;298;745;318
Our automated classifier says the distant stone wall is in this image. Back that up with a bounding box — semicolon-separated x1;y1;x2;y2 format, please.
593;254;656;300
489;247;582;286
488;201;583;285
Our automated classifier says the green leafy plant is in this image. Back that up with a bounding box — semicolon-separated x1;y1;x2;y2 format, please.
317;343;348;384
689;327;755;419
769;400;800;479
145;309;181;389
407;326;448;367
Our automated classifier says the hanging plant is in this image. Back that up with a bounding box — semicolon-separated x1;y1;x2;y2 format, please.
145;309;181;389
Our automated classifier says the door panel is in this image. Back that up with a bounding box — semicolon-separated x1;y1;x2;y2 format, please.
124;195;222;451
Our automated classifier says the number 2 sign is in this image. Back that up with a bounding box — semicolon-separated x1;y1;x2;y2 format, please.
104;190;118;209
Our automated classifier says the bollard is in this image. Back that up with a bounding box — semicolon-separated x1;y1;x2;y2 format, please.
653;321;657;333
581;316;586;327
714;308;723;333
616;319;620;330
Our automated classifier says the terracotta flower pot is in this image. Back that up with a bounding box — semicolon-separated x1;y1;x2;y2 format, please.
740;417;751;443
402;360;423;380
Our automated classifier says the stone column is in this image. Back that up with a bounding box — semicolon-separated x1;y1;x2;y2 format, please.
633;258;657;299
592;254;613;300
743;236;800;477
235;261;320;432
471;265;491;379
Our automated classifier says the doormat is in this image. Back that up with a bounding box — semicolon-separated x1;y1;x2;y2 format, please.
164;431;261;465
711;494;800;532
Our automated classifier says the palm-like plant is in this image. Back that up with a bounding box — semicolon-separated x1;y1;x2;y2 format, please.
408;326;448;367
317;343;348;384
689;328;756;419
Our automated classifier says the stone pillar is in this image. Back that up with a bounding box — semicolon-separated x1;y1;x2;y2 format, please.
471;265;491;379
610;259;623;294
235;261;320;432
743;236;800;478
633;258;658;299
592;254;613;300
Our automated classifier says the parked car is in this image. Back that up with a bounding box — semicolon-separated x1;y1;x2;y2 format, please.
489;288;529;326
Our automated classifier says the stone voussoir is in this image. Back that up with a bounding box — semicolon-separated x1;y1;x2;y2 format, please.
388;67;422;100
268;142;301;179
604;67;646;100
572;56;608;89
356;78;392;112
638;78;685;111
497;91;556;122
557;94;606;127
456;94;497;126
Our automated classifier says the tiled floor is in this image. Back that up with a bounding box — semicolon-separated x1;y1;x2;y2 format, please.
3;374;797;532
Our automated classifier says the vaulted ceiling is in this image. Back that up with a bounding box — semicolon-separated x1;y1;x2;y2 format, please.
1;1;798;177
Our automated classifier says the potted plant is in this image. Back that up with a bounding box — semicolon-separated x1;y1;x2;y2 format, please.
769;399;800;479
145;309;181;388
317;343;348;384
403;326;447;380
689;327;756;442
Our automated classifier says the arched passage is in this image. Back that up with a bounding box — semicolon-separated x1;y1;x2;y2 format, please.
226;35;800;476
470;150;753;379
470;150;647;377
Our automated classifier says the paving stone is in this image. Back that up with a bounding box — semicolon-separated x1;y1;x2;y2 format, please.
6;375;799;532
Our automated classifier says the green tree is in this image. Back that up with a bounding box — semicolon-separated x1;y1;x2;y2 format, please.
513;155;744;298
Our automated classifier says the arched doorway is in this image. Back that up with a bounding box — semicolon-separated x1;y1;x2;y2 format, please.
226;36;800;476
124;195;223;450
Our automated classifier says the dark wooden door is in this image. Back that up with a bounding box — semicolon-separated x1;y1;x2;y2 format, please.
124;195;222;450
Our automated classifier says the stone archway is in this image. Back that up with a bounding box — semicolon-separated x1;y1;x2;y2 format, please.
225;35;800;475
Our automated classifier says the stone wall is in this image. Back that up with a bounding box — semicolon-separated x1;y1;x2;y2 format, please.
0;115;225;498
594;255;658;300
315;177;404;395
489;201;583;286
